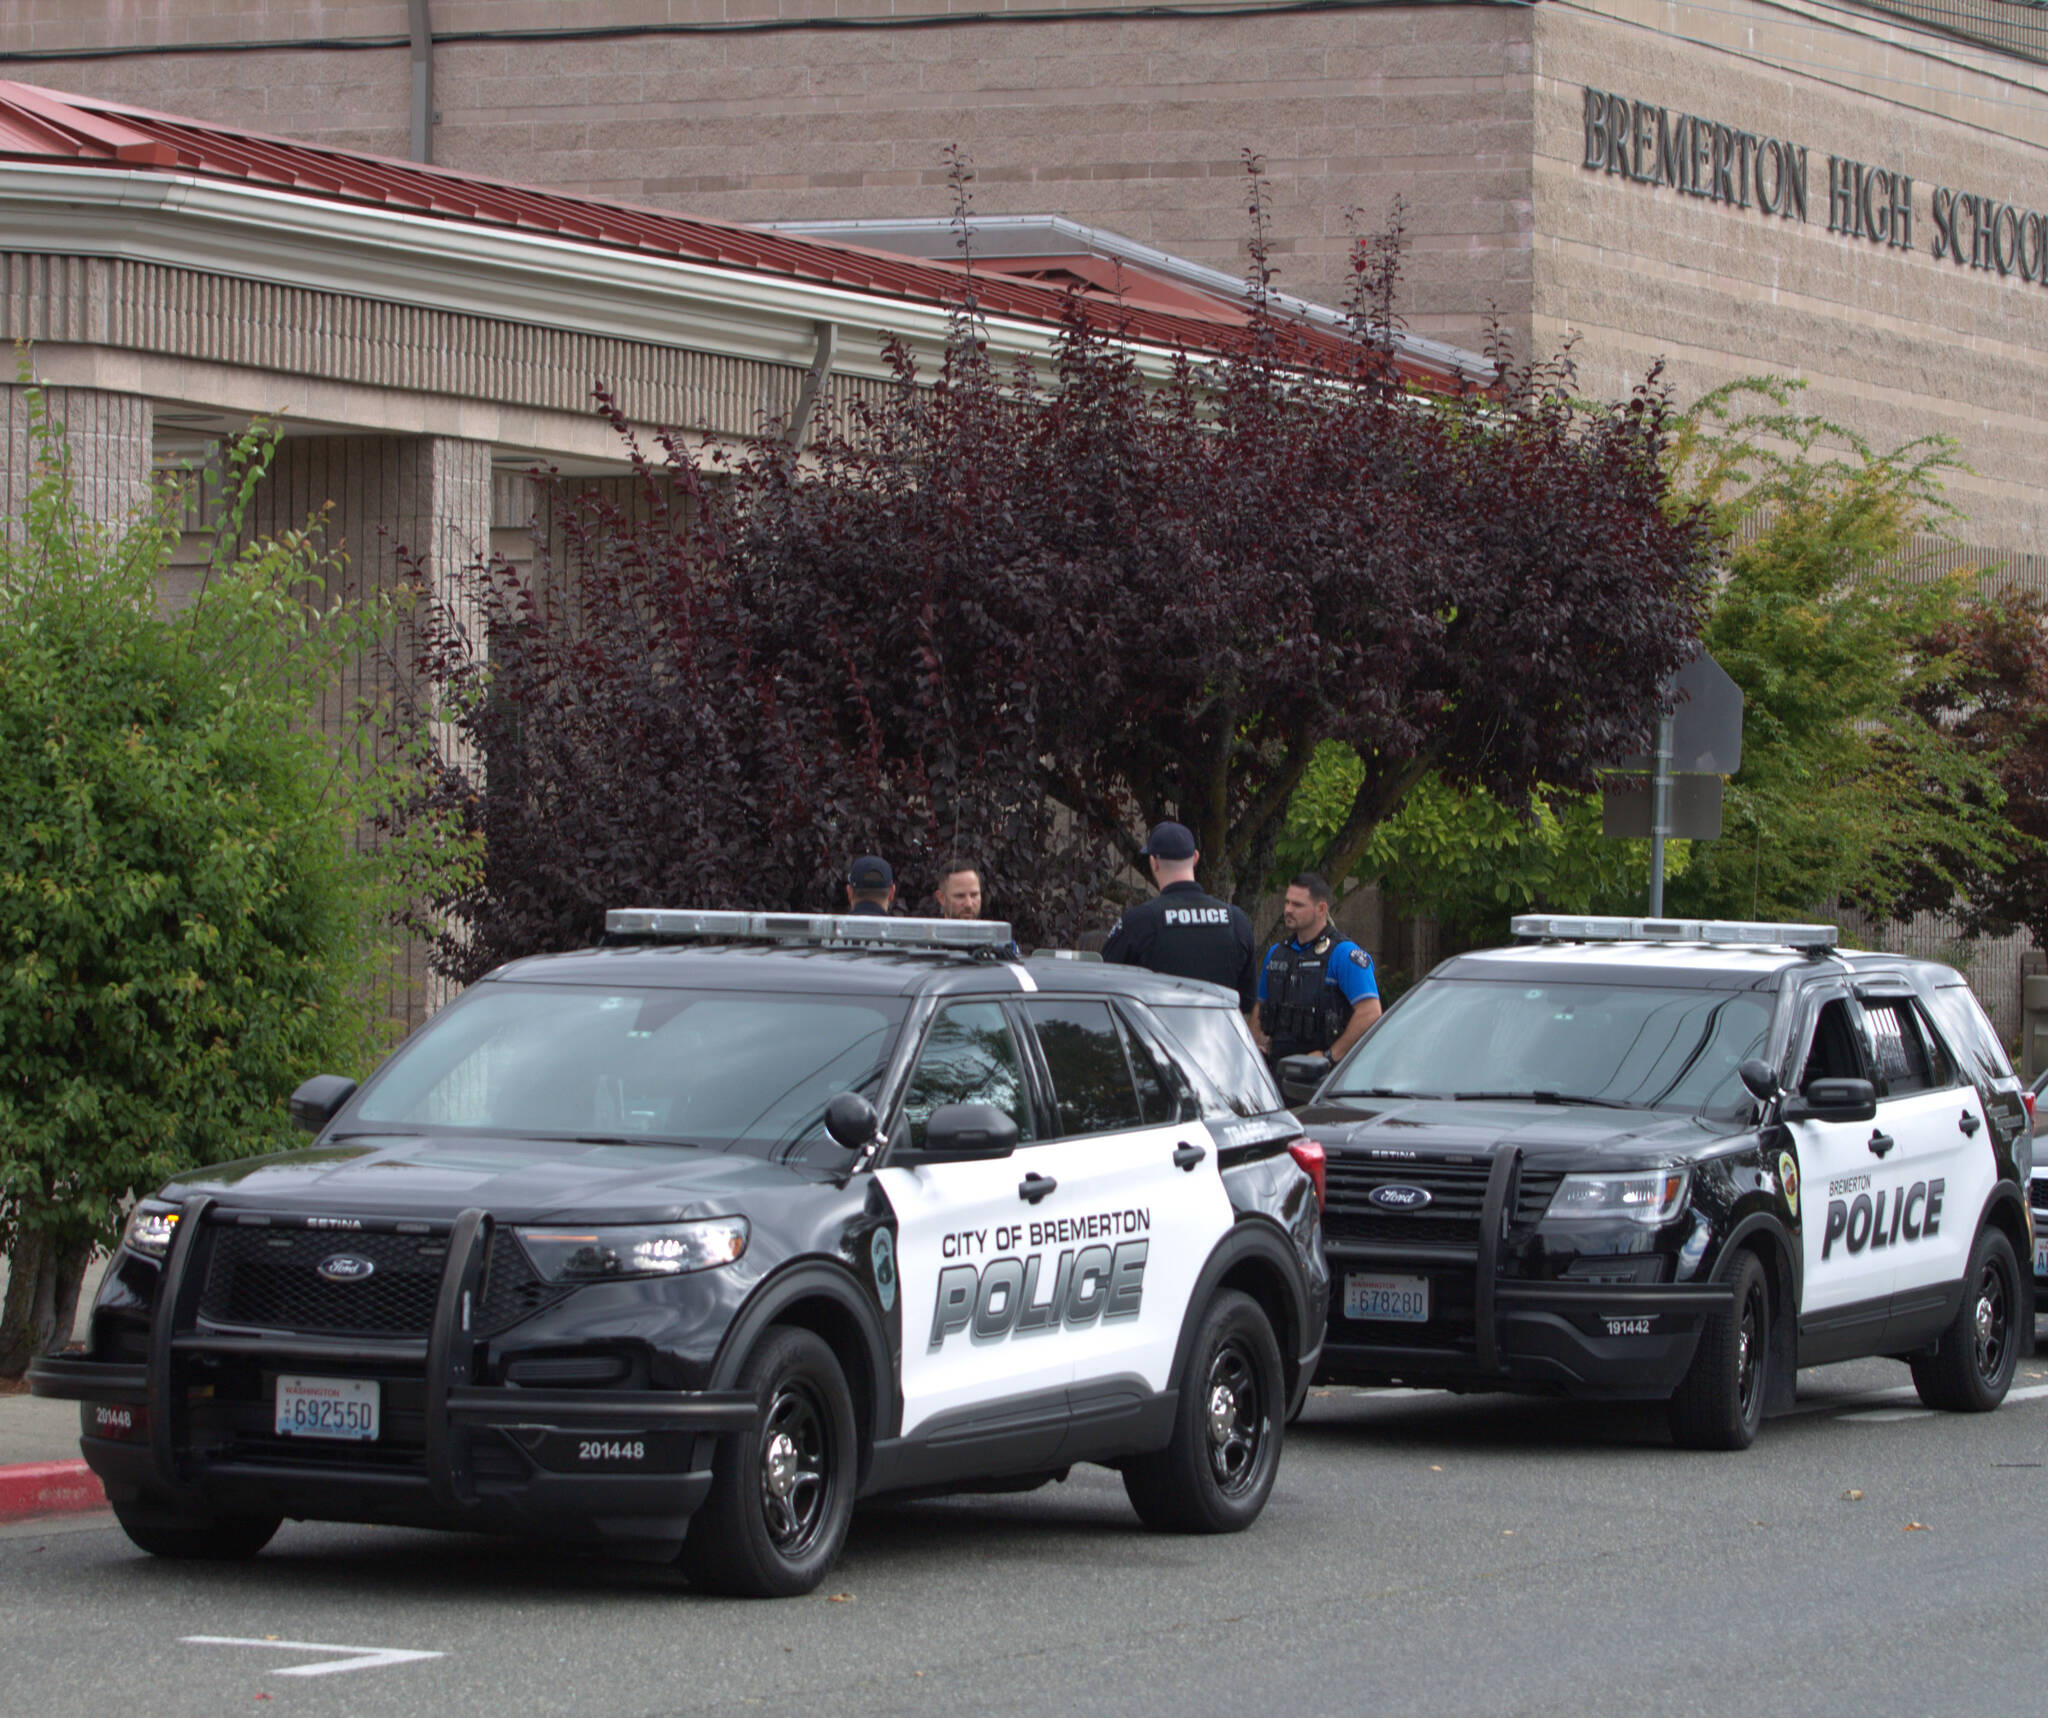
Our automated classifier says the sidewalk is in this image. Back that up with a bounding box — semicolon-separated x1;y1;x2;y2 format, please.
0;1250;115;1521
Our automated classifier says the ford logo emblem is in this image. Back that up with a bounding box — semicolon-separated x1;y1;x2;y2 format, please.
317;1253;376;1282
1368;1184;1433;1211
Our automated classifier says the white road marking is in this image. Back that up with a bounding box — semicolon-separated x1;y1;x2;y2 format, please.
181;1636;445;1677
1837;1409;1936;1423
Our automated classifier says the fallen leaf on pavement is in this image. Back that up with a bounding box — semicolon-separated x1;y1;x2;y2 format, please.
1842;1489;1863;1501
827;1592;855;1603
1904;1521;1930;1532
1429;1464;1443;1472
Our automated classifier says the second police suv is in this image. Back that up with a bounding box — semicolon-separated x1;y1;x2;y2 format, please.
31;910;1326;1596
1279;916;2034;1449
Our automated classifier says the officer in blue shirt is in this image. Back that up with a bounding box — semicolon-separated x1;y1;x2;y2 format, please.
1252;872;1382;1069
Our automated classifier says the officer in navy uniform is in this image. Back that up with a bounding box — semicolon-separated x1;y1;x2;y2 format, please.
844;855;896;916
1101;822;1258;1014
1251;872;1382;1070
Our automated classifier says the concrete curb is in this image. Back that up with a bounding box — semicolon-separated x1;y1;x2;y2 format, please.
0;1460;106;1523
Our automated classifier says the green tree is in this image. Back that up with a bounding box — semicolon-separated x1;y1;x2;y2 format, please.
0;386;471;1375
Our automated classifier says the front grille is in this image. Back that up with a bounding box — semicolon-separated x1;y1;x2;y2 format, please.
1323;1158;1564;1248
199;1223;567;1339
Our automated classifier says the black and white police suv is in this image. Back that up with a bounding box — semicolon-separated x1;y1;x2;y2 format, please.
30;910;1326;1595
1277;916;2034;1450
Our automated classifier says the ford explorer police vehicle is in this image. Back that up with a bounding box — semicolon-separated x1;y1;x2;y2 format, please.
1279;917;2032;1450
30;911;1326;1596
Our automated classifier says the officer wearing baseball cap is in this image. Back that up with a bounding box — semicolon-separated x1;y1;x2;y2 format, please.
845;855;895;916
1100;821;1258;1014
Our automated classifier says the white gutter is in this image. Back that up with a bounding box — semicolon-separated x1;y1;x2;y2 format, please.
0;163;1200;386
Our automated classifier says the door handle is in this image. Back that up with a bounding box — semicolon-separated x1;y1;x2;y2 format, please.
1018;1173;1058;1205
1868;1130;1895;1159
1959;1110;1982;1137
1172;1143;1207;1172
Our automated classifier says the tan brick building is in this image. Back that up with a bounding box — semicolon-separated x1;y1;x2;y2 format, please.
5;0;2047;564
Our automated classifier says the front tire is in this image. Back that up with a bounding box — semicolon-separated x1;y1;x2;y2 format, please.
1667;1249;1769;1451
680;1326;857;1598
112;1504;280;1560
1124;1289;1283;1533
1911;1228;2020;1412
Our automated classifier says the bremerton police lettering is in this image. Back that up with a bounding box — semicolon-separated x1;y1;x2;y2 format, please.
930;1240;1148;1348
1822;1178;1944;1259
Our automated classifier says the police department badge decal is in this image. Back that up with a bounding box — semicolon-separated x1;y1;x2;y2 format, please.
1349;948;1370;967
871;1227;897;1312
1778;1151;1800;1218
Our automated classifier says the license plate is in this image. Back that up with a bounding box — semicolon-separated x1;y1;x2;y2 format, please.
1345;1273;1429;1323
2035;1240;2047;1278
275;1375;380;1442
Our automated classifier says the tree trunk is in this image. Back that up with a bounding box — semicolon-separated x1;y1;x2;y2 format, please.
0;1231;92;1378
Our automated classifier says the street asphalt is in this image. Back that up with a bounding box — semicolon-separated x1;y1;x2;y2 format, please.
4;1356;2043;1718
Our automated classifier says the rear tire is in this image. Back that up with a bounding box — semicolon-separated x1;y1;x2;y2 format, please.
113;1505;280;1560
1667;1250;1769;1451
1911;1228;2020;1413
1124;1290;1283;1533
680;1326;857;1598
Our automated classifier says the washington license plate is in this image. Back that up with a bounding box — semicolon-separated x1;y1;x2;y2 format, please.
275;1375;380;1442
1345;1273;1429;1323
2035;1240;2047;1278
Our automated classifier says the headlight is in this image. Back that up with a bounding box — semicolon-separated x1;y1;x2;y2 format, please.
515;1218;749;1282
121;1203;180;1258
1543;1169;1689;1226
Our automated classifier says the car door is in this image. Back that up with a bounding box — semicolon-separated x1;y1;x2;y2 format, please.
1860;986;1991;1337
1014;996;1234;1403
880;999;1072;1441
1783;984;1895;1349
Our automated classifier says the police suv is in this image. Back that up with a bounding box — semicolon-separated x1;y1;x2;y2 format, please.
1279;917;2033;1450
30;911;1326;1595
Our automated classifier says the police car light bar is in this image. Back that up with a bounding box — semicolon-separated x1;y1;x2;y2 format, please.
1509;915;1839;955
605;908;1016;951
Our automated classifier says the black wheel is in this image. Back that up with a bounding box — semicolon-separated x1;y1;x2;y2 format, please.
1911;1228;2020;1413
1668;1249;1769;1451
112;1505;280;1561
680;1326;857;1597
1123;1289;1284;1533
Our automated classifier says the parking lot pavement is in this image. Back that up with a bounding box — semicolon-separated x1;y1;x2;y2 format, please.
4;1357;2045;1718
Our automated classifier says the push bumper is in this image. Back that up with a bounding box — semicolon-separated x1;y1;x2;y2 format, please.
28;1198;753;1551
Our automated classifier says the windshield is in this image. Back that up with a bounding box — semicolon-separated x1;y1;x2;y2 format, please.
1327;977;1772;1118
346;983;906;1154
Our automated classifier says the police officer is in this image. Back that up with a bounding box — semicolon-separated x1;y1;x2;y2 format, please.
1101;822;1258;1014
1251;872;1381;1069
845;855;896;916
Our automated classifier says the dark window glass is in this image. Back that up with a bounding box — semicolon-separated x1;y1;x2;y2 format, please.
899;1003;1036;1150
1025;999;1145;1136
1114;1008;1195;1125
1154;1004;1286;1118
1927;984;2015;1085
1800;998;1866;1088
1863;999;1935;1098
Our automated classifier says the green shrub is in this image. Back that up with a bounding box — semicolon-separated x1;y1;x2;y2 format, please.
0;387;472;1373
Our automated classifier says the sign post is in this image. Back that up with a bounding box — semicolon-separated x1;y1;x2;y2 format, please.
1601;650;1744;913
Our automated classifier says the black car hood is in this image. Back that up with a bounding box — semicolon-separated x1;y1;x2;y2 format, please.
160;1134;816;1225
1297;1097;1722;1168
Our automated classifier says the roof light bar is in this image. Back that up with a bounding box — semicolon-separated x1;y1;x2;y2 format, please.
1510;915;1838;955
605;908;1016;951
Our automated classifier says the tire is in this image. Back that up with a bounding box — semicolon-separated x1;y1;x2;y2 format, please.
1123;1289;1284;1534
1667;1249;1769;1451
112;1505;280;1561
1911;1228;2020;1413
680;1326;857;1598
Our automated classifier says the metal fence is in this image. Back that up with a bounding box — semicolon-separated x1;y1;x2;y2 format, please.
1837;0;2048;67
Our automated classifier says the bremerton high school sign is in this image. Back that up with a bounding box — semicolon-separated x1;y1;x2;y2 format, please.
1582;86;2048;287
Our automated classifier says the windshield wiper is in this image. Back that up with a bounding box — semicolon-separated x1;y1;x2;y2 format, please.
1332;1087;1438;1101
1451;1091;1635;1110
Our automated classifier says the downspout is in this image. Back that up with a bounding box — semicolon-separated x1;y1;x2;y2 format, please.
409;0;435;165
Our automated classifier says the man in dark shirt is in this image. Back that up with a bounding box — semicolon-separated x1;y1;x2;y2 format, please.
844;855;896;916
1101;821;1258;1015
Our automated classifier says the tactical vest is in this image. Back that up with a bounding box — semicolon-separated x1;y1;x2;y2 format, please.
1259;934;1351;1056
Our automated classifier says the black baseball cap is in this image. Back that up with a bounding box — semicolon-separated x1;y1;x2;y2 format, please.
1138;821;1197;861
847;855;894;890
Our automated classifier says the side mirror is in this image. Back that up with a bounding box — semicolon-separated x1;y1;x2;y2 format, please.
289;1074;358;1135
896;1102;1019;1166
1277;1054;1328;1107
1738;1058;1781;1103
1782;1077;1877;1124
824;1092;880;1151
